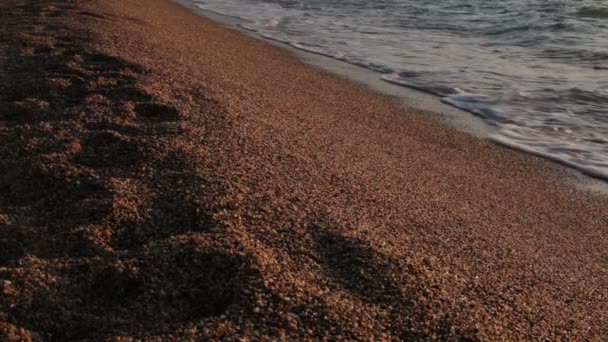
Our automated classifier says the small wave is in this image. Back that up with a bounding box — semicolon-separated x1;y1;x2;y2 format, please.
563;88;608;104
382;73;503;121
542;48;608;62
441;94;500;121
491;126;608;181
484;22;569;36
577;6;608;19
263;15;286;29
381;74;460;96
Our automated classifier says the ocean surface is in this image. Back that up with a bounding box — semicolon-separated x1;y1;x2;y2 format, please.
192;0;608;180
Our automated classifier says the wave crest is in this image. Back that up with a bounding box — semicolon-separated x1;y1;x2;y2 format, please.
577;6;608;19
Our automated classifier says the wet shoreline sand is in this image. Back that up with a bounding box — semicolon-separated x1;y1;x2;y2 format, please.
1;0;607;340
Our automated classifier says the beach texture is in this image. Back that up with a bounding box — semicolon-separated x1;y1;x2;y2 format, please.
1;0;607;340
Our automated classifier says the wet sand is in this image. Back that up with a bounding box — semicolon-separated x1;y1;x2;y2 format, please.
1;0;607;340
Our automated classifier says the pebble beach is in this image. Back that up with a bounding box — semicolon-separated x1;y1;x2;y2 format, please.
1;0;607;340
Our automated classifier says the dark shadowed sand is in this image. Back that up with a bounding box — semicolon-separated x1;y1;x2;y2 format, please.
0;0;607;340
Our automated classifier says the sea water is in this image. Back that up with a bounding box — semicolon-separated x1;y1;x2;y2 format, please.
192;0;608;180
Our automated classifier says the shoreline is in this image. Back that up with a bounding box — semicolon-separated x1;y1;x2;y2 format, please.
177;0;608;197
178;0;493;136
1;0;608;340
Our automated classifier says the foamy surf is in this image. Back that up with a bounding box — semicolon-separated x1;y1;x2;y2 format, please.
192;0;608;180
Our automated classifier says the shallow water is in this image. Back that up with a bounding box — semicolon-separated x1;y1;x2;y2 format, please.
192;0;608;180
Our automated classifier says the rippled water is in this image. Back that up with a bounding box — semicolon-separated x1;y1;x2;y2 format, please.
192;0;608;179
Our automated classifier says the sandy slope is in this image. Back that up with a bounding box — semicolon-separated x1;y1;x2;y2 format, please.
1;0;607;340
